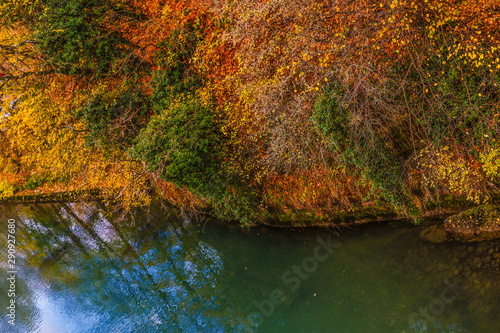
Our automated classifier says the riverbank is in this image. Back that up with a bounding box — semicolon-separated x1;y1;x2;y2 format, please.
3;190;500;230
0;189;103;205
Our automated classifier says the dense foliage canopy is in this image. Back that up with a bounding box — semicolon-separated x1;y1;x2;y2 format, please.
1;0;500;225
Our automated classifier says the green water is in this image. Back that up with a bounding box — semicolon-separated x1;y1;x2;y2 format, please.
0;202;499;332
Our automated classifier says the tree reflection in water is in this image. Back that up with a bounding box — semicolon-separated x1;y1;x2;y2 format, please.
0;202;249;332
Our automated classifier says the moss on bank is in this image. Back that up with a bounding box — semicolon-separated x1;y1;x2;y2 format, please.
445;204;500;242
0;189;102;205
262;205;399;228
5;190;500;229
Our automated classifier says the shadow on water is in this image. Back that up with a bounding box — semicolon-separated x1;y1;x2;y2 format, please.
0;202;499;332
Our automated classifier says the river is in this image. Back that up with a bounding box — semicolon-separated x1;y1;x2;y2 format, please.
0;202;499;332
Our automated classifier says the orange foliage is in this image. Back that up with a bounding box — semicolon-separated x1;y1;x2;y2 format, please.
3;0;500;218
263;167;368;212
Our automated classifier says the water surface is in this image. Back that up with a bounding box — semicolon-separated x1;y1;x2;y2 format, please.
0;202;499;332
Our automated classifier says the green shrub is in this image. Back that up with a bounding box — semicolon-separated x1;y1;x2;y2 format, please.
35;0;142;77
130;94;260;226
311;84;418;219
24;175;47;190
76;85;149;148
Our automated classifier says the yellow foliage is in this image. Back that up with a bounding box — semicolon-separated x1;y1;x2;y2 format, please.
480;146;500;180
1;73;152;209
0;179;15;197
415;146;486;204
